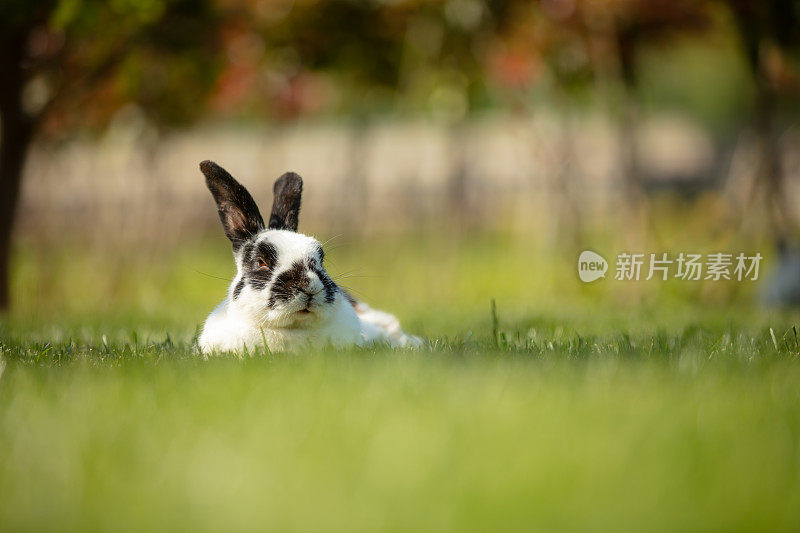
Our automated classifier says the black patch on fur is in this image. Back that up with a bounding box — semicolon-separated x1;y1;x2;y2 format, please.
232;278;246;300
248;271;270;291
268;260;310;306
317;246;325;263
309;259;337;304
256;242;278;271
268;172;303;232
321;272;337;304
242;241;278;292
200;160;265;250
248;270;271;291
240;242;255;263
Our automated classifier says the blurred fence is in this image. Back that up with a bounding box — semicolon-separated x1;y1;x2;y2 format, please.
17;112;800;245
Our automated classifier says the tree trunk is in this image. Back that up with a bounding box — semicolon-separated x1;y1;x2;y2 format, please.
613;30;652;248
754;64;792;243
0;118;32;311
728;5;795;242
0;29;34;312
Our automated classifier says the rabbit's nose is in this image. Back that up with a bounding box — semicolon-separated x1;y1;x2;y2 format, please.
300;285;321;296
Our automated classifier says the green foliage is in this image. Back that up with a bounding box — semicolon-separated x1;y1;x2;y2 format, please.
5;0;796;128
1;0;226;133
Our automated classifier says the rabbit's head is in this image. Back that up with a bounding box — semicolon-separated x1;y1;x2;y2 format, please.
200;160;340;329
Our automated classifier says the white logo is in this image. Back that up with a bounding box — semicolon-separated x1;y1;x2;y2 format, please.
578;250;608;282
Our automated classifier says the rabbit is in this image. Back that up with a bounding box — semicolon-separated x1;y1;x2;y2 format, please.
197;160;422;353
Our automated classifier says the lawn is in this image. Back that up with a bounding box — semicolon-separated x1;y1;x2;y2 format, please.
2;233;800;531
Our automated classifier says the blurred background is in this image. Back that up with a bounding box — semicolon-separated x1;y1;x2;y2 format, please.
2;0;800;335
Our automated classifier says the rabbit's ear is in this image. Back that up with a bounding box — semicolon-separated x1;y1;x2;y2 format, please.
200;160;265;248
268;172;303;232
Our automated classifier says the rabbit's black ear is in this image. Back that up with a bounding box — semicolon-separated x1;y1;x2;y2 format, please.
200;160;265;249
268;172;303;232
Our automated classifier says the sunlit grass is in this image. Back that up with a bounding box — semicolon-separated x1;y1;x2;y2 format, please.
2;231;800;530
2;340;799;530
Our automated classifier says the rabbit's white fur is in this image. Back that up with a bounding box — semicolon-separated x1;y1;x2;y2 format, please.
199;230;359;352
199;229;421;353
353;301;423;348
196;159;422;354
199;292;363;353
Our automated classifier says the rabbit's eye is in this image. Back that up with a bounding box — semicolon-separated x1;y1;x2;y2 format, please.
257;257;268;270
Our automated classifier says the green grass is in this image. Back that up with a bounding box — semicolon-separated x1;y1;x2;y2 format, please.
2;233;800;530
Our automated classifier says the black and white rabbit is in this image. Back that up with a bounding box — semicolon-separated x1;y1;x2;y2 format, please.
197;161;422;353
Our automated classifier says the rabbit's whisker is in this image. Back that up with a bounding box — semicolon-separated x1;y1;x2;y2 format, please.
320;234;343;248
330;268;362;277
193;269;234;283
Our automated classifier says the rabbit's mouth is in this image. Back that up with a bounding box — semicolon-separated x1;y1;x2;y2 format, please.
271;306;319;329
295;302;317;316
294;290;323;316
